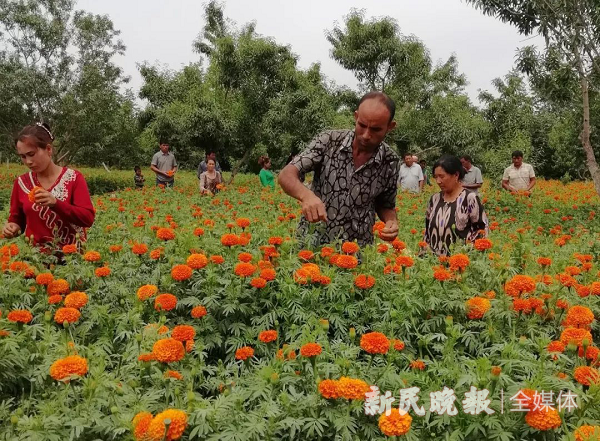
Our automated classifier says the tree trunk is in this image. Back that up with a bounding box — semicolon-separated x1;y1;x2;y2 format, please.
227;147;252;185
580;77;600;195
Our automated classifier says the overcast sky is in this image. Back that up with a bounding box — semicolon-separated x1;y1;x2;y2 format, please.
77;0;543;105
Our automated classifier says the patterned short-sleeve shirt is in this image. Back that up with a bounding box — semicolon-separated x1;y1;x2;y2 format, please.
290;129;400;246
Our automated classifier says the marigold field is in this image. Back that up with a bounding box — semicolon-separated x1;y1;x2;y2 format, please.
1;166;600;441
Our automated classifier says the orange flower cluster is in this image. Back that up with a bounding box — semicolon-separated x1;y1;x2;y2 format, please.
474;238;493;251
525;408;561;431
132;411;153;440
7;310;33;324
547;341;565;353
563;305;594;329
448;254;470;272
354;274;376;289
395;255;414;268
152;338;185;363
574;366;600;386
191;305;207;318
410;359;426;370
465;297;491;320
300;342;322;358
83;251;101;262
293;263;327;285
332;254;358;269
504;275;536;297
235;346;254;361
250;277;267;288
54;307;81;324
36;272;54;285
341;241;360;254
137;284;158;301
379;408;412;436
360;332;390;354
234;262;257;278
187;253;208;269
337;377;370;400
236;217;250;229
64;291;88;309
156;227;175;241
131;242;148;255
171;325;196;342
62;244;78;254
258;330;277;343
171;264;193;281
134;409;187;441
574;425;600;441
560;327;593;348
49;355;88;381
47;279;70;296
433;265;452;281
155;293;177;311
95;266;111;277
220;233;239;247
318;379;340;399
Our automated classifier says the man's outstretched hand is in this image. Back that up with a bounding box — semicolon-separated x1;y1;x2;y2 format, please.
378;219;399;242
301;193;327;223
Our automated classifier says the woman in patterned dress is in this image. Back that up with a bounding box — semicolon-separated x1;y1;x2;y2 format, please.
2;123;95;251
424;155;488;256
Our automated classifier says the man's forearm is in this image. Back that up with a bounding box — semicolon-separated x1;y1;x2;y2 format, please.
376;206;397;223
278;165;313;202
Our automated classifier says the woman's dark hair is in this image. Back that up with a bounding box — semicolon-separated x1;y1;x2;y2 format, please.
16;123;54;149
258;155;270;167
432;155;466;180
134;166;141;172
206;158;216;165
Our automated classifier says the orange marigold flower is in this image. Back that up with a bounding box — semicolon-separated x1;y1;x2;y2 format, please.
259;268;276;281
132;411;153;440
377;243;389;253
335;254;358;269
54;307;81;324
234;262;257;278
392;239;406;251
49;355;88;381
391;339;405;351
131;242;148;255
298;250;315;261
221;233;240;247
300;342;322;358
341;241;360;254
146;409;187;441
557;273;577;287
320;246;335;258
236;218;250;229
537;257;552;266
557;299;570;310
155;293;177;311
156;227;176;241
28;186;43;203
235;346;254;361
137;284;158;301
237;252;253;263
318;379;340;399
525;408;561;431
152;338;185;363
547;340;565;353
268;236;283;245
62;244;78;254
83;251;101;262
576;284;591;298
171;264;193;281
7;310;33;324
410;359;426;370
354;274;376;289
513;298;532;314
210;255;225;264
448;254;470;272
259;330;277;343
360;332;390;354
193;227;204;236
574;366;600;386
64;291;88;309
433;267;452;281
47;278;70;296
165;370;183;380
504;275;536;297
337;376;370;400
491;366;502;377
564;305;595;329
191;305;207;318
578;346;600;363
48;294;62;305
560;327;593;347
395;255;414;268
574;426;600;441
171;325;196;342
138;353;155;362
95;266;111;277
36;272;54;285
474;238;493;251
590;282;600;296
379;408;412;436
187;253;208;269
109;245;123;253
149;248;163;260
372;221;385;232
465;297;491;320
249;277;266;289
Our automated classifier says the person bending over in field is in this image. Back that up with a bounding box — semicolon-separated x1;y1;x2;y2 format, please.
2;123;95;252
278;91;400;247
424;155;488;256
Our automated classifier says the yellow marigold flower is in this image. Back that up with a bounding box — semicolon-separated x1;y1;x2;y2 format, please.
379;408;412;436
318;379;340;399
360;332;390;354
49;355;88;381
152;338;185;363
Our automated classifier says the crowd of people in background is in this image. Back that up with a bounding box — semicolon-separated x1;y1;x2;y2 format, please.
3;91;538;258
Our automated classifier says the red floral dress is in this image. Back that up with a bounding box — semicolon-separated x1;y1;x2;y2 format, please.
8;167;95;250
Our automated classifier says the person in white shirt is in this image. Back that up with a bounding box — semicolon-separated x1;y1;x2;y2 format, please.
502;150;536;193
398;153;424;193
460;155;483;193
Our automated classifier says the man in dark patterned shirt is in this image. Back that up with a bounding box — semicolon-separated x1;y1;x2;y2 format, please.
278;92;400;246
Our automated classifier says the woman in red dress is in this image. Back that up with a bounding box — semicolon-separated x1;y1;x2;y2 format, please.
2;123;95;251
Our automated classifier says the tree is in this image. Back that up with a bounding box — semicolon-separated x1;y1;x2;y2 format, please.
466;0;600;193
